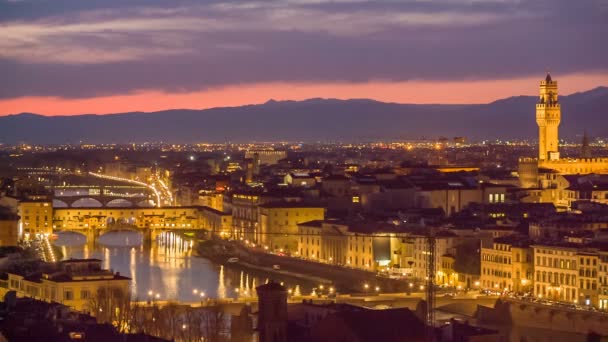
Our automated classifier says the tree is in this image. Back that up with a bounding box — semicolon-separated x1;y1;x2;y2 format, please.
200;305;229;342
88;286;133;333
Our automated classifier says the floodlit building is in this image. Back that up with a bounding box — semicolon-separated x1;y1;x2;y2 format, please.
532;243;583;304
18;200;53;238
3;259;130;313
297;220;410;272
258;202;325;252
480;235;534;292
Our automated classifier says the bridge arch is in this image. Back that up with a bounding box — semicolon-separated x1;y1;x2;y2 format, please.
106;198;133;207
98;229;143;246
52;199;69;208
53;230;87;245
71;197;103;207
137;200;154;207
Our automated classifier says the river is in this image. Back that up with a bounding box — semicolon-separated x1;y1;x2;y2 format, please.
53;231;313;302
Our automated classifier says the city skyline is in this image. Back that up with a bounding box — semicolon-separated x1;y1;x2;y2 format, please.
1;0;607;116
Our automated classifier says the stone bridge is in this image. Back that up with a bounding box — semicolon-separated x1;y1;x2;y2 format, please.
52;196;152;208
57;224;200;244
49;185;152;208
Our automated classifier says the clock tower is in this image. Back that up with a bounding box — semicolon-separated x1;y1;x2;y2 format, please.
536;73;561;160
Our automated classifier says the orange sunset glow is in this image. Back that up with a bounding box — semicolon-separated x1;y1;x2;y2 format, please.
2;72;607;116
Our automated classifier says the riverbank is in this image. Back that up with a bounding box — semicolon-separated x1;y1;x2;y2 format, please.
196;239;421;293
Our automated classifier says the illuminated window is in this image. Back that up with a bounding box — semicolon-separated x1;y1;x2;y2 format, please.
352;196;360;203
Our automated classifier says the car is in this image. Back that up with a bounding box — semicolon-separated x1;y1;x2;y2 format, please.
272;264;281;270
227;257;239;263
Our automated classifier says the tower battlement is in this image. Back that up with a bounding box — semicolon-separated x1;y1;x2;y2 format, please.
519;157;608;164
535;103;560;109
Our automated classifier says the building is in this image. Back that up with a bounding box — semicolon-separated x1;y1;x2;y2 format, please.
53;206;204;232
297;221;323;260
321;175;351;198
480;235;533;293
519;74;608;189
415;181;482;216
18;200;53;238
536;73;561;162
412;231;459;280
532;243;582;304
198;190;225;212
297;220;409;272
245;149;287;167
200;206;232;237
528;241;608;308
3;259;131;312
284;173;316;188
0;206;19;246
258;202;325;252
231;191;264;242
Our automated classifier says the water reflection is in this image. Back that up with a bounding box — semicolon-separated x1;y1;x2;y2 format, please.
54;231;313;302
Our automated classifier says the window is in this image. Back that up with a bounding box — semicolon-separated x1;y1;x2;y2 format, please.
64;289;74;300
80;289;90;299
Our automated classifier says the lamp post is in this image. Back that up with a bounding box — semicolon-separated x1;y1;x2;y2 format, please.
200;291;206;306
364;283;369;295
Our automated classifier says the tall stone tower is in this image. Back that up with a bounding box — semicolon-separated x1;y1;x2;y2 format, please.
581;130;592;159
256;281;287;342
536;73;561;160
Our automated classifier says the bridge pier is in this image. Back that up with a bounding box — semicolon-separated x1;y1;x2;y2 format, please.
142;228;161;244
85;229;99;246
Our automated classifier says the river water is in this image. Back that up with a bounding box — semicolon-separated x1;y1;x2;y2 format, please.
53;231;312;302
53;232;594;341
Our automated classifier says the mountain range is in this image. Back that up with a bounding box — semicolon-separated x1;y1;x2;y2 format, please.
1;86;607;144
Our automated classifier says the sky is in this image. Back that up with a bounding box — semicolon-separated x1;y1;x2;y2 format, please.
0;0;607;116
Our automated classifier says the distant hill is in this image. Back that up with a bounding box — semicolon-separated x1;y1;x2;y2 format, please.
1;87;607;144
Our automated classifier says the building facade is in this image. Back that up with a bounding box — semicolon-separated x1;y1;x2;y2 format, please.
258;203;325;252
480;236;533;293
3;259;130;313
18;200;53;238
